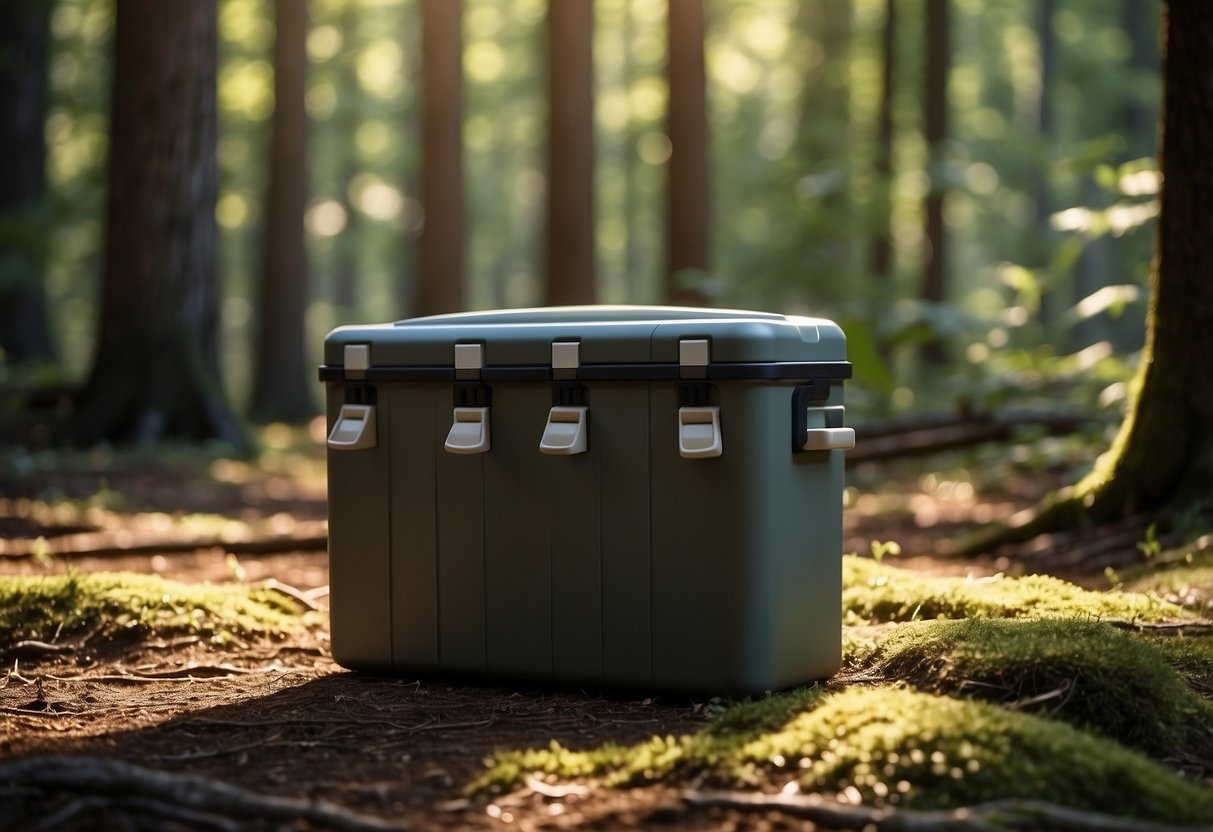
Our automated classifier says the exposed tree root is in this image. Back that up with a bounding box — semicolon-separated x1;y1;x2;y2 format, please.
681;790;1213;832
1;756;407;831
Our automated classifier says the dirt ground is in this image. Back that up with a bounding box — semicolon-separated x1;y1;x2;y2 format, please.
0;436;1171;830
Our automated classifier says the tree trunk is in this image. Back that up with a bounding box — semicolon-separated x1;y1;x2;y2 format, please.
70;0;246;449
417;0;464;316
869;0;896;287
665;0;710;306
1077;0;1213;518
921;0;949;363
0;0;56;365
978;1;1213;550
1033;0;1057;332
333;5;361;314
250;0;313;425
544;0;596;307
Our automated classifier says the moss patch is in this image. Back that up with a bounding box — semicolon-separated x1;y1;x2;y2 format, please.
843;555;1184;625
0;572;305;650
473;687;1213;824
861;618;1213;756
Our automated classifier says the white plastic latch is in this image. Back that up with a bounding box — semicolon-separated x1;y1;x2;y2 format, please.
539;406;588;455
552;341;580;369
454;343;484;370
801;427;855;452
327;404;377;450
445;406;491;454
678;406;722;459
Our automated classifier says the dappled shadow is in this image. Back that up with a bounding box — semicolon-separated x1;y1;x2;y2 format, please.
1;666;708;829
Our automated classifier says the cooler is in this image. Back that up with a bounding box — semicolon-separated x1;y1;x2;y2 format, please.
320;306;854;693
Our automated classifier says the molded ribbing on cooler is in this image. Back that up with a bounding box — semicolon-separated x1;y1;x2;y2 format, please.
389;385;439;669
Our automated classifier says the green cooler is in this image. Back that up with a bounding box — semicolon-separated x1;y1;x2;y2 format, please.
320;306;853;693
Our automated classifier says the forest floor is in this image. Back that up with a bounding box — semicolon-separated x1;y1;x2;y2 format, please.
1;422;1211;831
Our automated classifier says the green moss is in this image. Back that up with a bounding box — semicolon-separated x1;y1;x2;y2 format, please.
0;571;305;648
862;618;1213;756
1153;635;1213;699
1121;546;1213;613
843;555;1184;625
473;687;1213;824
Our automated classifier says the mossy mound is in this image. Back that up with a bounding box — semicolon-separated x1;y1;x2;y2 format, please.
1122;545;1213;614
473;687;1213;823
862;618;1213;756
843;555;1183;625
1153;634;1213;698
0;571;305;650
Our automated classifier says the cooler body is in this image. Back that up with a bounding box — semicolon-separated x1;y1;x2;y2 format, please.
321;306;852;693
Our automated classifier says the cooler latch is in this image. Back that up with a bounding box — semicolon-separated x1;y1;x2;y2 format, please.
327;404;377;450
540;406;588;455
791;385;854;453
677;406;722;458
446;382;491;454
677;381;721;459
445;407;490;454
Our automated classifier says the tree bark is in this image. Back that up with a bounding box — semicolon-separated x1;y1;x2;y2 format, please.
70;0;246;449
977;1;1213;549
250;0;313;425
417;0;464;316
921;0;949;362
1078;0;1213;518
665;0;710;306
869;0;896;287
0;0;56;365
544;0;596;306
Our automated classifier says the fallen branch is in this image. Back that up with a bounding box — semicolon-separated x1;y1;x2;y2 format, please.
0;530;328;560
848;410;1091;466
682;790;1213;832
0;756;407;831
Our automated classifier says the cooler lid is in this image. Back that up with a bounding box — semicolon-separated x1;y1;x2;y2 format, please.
320;305;850;381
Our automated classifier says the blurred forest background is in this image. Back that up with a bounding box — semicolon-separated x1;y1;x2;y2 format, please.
1;0;1162;444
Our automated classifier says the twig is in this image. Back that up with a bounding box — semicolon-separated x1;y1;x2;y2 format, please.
1102;620;1213;634
681;790;1213;832
1;756;407;831
45;665;266;683
259;578;324;611
524;776;590;798
0;532;328;560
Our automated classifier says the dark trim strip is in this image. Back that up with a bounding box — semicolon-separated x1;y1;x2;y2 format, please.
319;361;852;383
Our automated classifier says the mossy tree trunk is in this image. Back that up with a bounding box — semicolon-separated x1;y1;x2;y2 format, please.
998;1;1213;543
0;0;56;366
1077;0;1213;519
70;0;246;449
250;0;314;425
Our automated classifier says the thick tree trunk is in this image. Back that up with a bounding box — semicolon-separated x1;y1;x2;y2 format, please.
1078;0;1213;518
665;0;710;306
71;0;245;449
978;1;1213;550
250;0;313;425
921;0;949;363
544;0;596;306
417;0;464;316
0;0;56;365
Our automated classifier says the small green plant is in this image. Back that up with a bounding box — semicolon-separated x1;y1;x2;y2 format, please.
1137;522;1162;559
869;539;902;565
